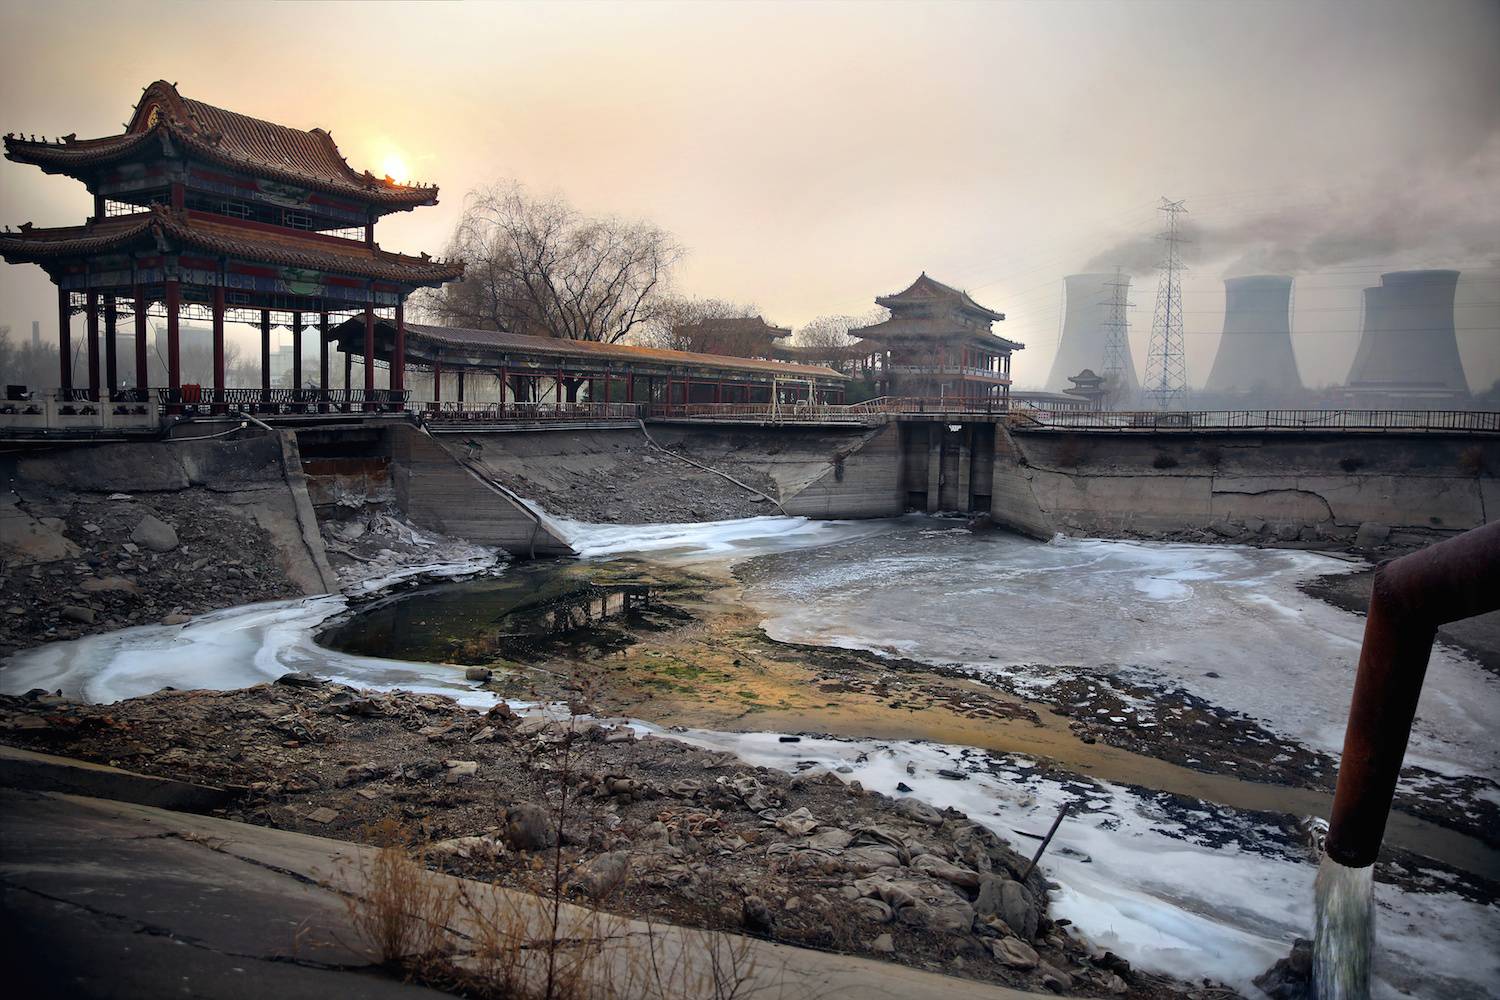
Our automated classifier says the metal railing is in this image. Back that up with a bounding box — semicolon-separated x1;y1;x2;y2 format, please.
421;400;643;423
1016;408;1500;433
155;387;412;415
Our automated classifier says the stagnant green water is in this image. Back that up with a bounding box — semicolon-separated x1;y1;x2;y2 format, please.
319;561;689;665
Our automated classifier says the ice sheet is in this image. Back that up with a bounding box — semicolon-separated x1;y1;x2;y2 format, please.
642;726;1499;1000
738;527;1499;779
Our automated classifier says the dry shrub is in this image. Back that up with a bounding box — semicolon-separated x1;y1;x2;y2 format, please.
345;820;457;967
339;704;760;1000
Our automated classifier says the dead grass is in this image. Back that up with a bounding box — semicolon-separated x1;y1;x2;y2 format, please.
340;685;762;1000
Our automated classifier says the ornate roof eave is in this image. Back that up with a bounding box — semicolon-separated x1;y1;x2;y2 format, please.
874;272;1006;323
0;207;465;286
5;125;439;211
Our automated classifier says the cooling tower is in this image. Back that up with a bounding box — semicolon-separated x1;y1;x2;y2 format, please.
1344;270;1468;401
1204;275;1302;393
1045;273;1138;394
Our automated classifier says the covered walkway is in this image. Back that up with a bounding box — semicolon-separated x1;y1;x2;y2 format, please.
329;318;848;409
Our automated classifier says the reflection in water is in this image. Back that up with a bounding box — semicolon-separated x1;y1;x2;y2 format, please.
318;561;681;665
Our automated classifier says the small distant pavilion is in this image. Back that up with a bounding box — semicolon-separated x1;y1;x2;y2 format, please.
0;81;462;406
850;273;1021;404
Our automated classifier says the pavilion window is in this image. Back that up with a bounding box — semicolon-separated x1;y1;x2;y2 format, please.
282;209;313;231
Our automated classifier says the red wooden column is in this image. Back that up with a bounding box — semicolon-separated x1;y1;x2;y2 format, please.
211;285;226;409
457;369;466;403
103;294;118;396
432;357;442;403
85;291;100;402
362;305;375;410
56;286;72;390
714;379;723;404
291;311;303;391
259;309;272;394
625;374;635;403
318;312;330;406
165;277;182;392
391;297;406;400
497;366;505;411
133;285;148;390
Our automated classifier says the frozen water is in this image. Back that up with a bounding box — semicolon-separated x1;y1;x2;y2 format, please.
641;726;1499;1000
739;523;1499;779
4;517;1495;998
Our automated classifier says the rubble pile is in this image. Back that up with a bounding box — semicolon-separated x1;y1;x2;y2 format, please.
318;506;499;588
0;680;1230;998
0;490;301;655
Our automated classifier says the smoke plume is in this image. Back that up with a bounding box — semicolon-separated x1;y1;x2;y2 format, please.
1085;134;1500;277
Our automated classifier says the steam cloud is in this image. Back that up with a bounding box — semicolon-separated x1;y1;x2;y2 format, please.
1085;134;1500;277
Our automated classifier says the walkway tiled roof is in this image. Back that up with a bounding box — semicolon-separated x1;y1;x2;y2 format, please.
0;206;464;285
387;321;847;380
4;81;437;209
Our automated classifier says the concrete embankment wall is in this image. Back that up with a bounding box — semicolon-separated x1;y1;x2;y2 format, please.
1007;429;1499;542
290;423;571;555
5;432;336;594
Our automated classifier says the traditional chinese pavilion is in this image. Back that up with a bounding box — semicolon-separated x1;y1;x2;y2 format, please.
0;80;462;406
849;273;1021;403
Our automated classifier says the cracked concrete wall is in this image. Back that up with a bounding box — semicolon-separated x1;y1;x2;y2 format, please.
7;435;336;594
1008;430;1498;539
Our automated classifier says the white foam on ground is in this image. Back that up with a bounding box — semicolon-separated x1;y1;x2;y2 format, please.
542;512;897;562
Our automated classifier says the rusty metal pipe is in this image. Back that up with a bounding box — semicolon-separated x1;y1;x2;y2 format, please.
1325;520;1500;867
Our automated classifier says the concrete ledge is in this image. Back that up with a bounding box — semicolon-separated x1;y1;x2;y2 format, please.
0;744;234;813
0;783;1072;999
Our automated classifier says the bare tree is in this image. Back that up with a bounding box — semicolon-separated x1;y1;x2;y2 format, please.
421;183;684;344
787;308;887;372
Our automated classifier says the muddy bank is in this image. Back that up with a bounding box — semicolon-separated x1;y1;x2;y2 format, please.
0;682;1214;999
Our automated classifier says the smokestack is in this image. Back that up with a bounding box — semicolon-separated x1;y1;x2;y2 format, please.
1045;273;1139;393
1204;275;1302;393
31;320;40;348
1344;270;1468;402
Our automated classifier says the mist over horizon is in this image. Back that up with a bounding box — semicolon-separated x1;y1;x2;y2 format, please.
1;0;1497;395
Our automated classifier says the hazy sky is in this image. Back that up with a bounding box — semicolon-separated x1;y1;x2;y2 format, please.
1;0;1496;390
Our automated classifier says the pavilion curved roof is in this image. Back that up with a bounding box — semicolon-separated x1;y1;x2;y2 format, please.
875;272;1005;322
0;206;464;285
4;81;438;210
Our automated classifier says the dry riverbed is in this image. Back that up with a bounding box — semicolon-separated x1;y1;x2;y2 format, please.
0;681;1219;999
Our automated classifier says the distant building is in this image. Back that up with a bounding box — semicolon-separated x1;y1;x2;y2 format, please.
669;315;791;358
